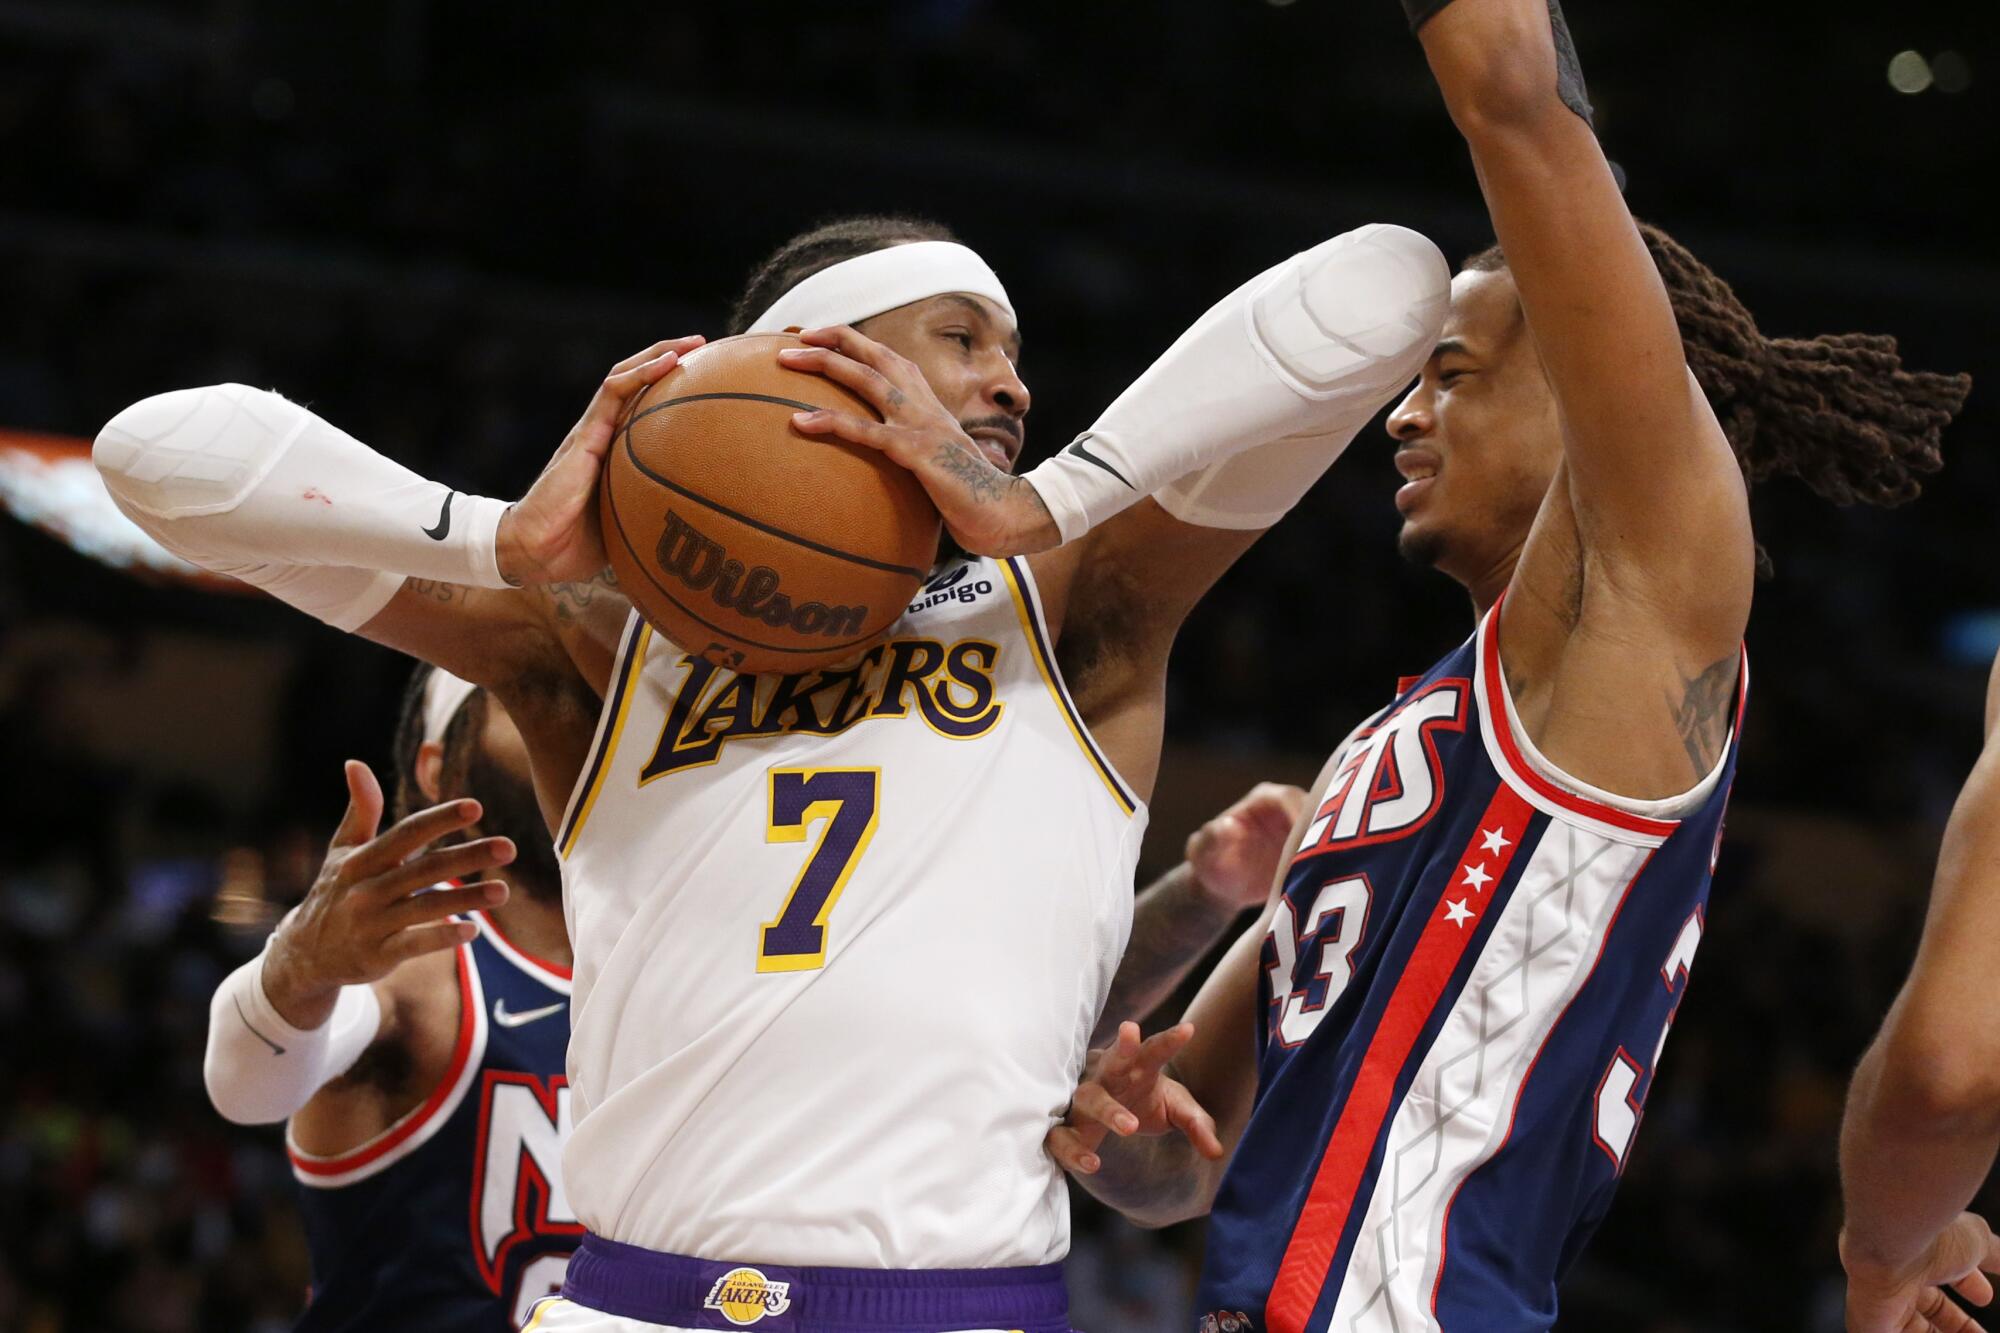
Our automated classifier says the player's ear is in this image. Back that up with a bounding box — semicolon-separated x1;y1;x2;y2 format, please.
415;739;446;804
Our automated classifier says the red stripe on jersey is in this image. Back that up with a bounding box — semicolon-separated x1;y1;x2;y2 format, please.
290;944;479;1177
1265;784;1535;1333
479;910;573;982
1478;606;1681;839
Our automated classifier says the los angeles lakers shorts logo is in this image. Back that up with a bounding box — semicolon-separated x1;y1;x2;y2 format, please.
703;1267;793;1326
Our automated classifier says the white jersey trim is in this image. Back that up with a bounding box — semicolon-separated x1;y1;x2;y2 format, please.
287;933;490;1188
996;556;1143;817
557;613;652;858
1472;602;1744;848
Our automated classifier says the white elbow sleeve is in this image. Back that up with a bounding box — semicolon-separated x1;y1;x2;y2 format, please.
1024;224;1450;541
93;383;512;628
203;947;382;1126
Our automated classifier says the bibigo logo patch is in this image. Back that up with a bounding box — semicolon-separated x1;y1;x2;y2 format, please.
703;1267;792;1326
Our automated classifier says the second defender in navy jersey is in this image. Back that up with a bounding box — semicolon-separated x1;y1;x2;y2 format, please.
1049;0;1964;1327
205;667;580;1331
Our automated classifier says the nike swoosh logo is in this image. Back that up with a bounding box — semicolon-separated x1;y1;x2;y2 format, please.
492;998;566;1028
1064;434;1135;489
235;995;284;1055
422;491;456;541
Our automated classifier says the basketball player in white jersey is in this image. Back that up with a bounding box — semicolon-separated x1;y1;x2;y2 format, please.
204;668;580;1328
95;216;1450;1332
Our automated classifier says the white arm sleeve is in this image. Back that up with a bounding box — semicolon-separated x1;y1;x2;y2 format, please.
1024;224;1450;542
92;383;511;630
203;946;383;1126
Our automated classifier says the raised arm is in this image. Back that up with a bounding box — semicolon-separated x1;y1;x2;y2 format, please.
782;226;1449;791
1837;651;2000;1331
1416;0;1754;620
95;342;697;817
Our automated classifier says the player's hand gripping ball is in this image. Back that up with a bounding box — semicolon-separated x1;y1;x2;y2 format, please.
599;333;943;675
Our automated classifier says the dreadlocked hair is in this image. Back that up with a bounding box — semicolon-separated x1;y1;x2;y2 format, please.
1465;221;1970;508
728;214;959;335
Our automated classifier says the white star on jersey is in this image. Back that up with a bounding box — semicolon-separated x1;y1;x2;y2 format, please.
1479;827;1511;856
1461;863;1493;892
1443;898;1475;928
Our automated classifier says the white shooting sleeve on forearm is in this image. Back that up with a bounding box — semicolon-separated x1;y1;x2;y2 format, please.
93;383;511;630
204;946;383;1125
1024;224;1450;542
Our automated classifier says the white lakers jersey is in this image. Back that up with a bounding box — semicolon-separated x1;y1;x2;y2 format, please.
555;556;1145;1269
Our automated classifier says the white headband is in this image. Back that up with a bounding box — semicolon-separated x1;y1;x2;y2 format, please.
421;669;478;748
747;240;1016;336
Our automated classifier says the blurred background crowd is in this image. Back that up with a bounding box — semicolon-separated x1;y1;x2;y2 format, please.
1;1;1995;1329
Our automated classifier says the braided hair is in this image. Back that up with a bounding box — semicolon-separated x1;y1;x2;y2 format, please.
1465;222;1970;508
728;214;960;336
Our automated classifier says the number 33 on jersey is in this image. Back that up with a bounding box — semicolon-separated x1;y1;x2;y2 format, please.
1203;605;1744;1332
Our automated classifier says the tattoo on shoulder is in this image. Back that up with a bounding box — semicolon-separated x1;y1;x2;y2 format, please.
1669;654;1739;775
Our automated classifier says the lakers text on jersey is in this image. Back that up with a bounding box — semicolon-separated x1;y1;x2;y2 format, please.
556;556;1145;1269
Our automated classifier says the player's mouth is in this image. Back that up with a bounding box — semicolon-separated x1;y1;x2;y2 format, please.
1394;446;1441;514
966;423;1023;472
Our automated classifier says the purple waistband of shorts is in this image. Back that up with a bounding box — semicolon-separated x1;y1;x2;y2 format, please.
560;1233;1073;1333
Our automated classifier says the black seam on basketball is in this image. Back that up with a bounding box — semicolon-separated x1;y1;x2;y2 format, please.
605;483;888;658
618;402;927;580
628;391;824;420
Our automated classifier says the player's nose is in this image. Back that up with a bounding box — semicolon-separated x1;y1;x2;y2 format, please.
1387;381;1432;441
986;361;1031;420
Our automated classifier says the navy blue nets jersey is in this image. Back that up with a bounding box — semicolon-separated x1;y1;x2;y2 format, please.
289;912;579;1332
1197;605;1744;1333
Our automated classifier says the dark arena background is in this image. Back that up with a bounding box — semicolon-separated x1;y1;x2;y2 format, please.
2;2;1997;1330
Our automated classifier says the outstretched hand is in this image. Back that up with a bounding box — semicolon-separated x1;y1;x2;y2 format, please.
1046;1021;1224;1176
1844;1214;2000;1333
779;326;1060;557
496;336;706;586
1187;782;1310;913
261;760;517;1030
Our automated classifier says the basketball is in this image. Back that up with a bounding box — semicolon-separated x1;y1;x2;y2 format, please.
599;333;942;675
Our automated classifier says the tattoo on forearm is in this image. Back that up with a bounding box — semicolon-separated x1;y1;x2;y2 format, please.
408;579;463;604
931;438;1010;504
1085;1127;1211;1221
1094;866;1240;1044
1669;653;1739;775
546;567;618;624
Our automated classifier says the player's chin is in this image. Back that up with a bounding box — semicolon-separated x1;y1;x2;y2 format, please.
1395;519;1446;570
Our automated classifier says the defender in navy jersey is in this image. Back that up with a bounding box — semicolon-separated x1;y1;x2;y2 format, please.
204;666;579;1330
1049;0;1966;1328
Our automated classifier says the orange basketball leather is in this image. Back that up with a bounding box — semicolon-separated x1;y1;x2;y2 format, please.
600;333;942;675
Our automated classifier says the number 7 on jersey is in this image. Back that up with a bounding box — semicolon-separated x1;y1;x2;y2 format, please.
759;768;881;973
